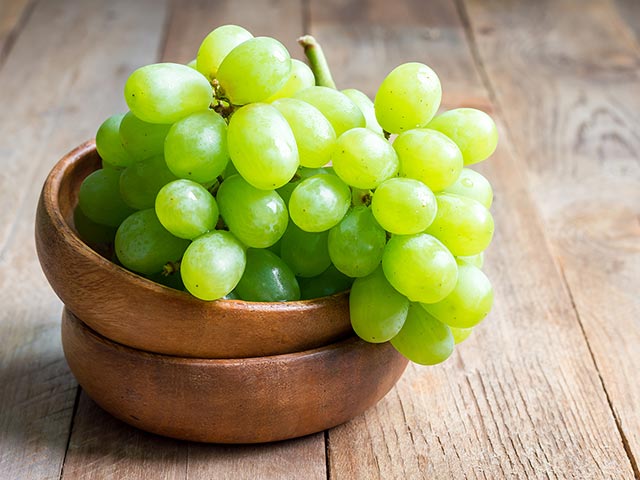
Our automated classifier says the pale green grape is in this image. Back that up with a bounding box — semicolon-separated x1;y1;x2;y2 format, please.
119;155;177;210
217;174;288;248
280;223;331;277
382;233;458;304
421;263;493;328
294;86;365;135
186;59;197;69
235;249;300;302
124;63;213;124
119;111;171;161
331;128;399;189
181;230;246;300
427;108;498;165
394;128;463;192
73;206;117;245
164;110;229;183
272;98;336;168
371;178;437;235
425;193;494;256
95;114;133;168
155;179;218;240
328;206;386;277
374;62;441;134
78;169;135;227
457;252;484;268
266;59;315;102
289;174;351;232
391;303;454;365
217;37;291;105
341;88;383;135
350;266;409;343
298;265;354;300
276;166;333;204
115;209;190;275
227;103;298;189
196;25;253;80
450;327;473;344
444;168;493;209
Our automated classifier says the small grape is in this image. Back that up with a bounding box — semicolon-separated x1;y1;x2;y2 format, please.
119;111;171;161
289;174;351;232
294;86;365;135
78;168;135;227
95;114;133;168
341;88;384;135
235;249;300;302
196;25;253;80
280;223;331;277
119;155;177;210
266;59;315;102
444;168;493;209
298;265;353;300
450;327;473;344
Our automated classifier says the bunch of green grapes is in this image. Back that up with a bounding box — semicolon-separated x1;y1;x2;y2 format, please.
77;25;498;366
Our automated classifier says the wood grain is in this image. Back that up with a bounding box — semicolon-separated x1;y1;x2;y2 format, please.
0;0;33;66
308;0;637;478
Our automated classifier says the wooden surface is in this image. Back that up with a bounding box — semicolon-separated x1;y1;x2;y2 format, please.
0;0;637;478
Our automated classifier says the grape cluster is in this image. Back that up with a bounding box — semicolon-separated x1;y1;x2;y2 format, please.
77;25;498;366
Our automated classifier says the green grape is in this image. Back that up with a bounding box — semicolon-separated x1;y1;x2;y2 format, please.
115;209;190;275
73;206;117;245
181;230;246;301
374;62;441;134
294;86;365;135
119;111;171;161
222;160;239;179
155;179;218;240
272;98;336;168
217;174;288;248
332;128;399;189
266;59;315;102
328;206;386;277
424;193;494;256
119;155;177;210
427;108;498;165
280;223;331;277
298;265;354;300
394;128;463;192
289;174;351;232
217;37;291;105
196;25;253;80
391;303;454;365
95;114;133;168
276;166;330;205
371;178;437;235
341;88;383;135
124;63;213;124
78;169;135;227
382;233;458;304
421;263;493;328
450;326;473;344
235;249;300;302
349;266;409;343
164;110;229;183
227;103;298;189
186;59;197;69
444;168;493;209
457;252;484;268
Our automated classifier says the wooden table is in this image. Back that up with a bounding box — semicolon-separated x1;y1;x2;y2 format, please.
1;0;638;478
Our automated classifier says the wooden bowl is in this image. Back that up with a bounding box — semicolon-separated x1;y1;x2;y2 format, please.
62;308;408;443
35;141;352;358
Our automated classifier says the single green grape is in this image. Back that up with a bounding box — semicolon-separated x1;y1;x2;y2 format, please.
332;128;399;189
298;265;354;300
450;327;473;344
196;25;253;80
341;88;384;135
371;178;437;235
457;252;484;268
181;230;246;301
382;233;458;304
73;206;117;245
227;103;299;190
217;37;291;105
289;174;351;232
424;193;494;256
444;168;493;209
119;111;171;161
115;209;190;275
164;110;229;183
294;86;365;135
350;266;409;343
427;108;498;165
277;167;333;204
374;62;441;134
217;174;288;248
124;63;213;124
280;223;331;277
328;206;386;277
391;303;454;366
78;168;135;227
95;114;133;168
235;249;300;302
266;59;315;102
119;155;177;210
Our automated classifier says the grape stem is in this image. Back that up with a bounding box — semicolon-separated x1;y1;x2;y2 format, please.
298;35;337;89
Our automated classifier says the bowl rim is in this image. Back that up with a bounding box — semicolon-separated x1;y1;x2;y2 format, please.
44;140;349;313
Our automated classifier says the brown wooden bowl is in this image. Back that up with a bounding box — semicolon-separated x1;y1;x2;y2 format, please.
62;308;408;443
36;141;352;358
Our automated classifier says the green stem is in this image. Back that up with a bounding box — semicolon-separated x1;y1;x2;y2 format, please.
298;35;336;89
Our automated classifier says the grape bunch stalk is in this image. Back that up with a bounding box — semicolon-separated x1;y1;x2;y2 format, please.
77;24;498;366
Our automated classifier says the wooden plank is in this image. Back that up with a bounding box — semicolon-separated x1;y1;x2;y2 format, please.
463;0;640;475
0;0;33;65
0;1;169;479
308;0;637;478
615;0;640;42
